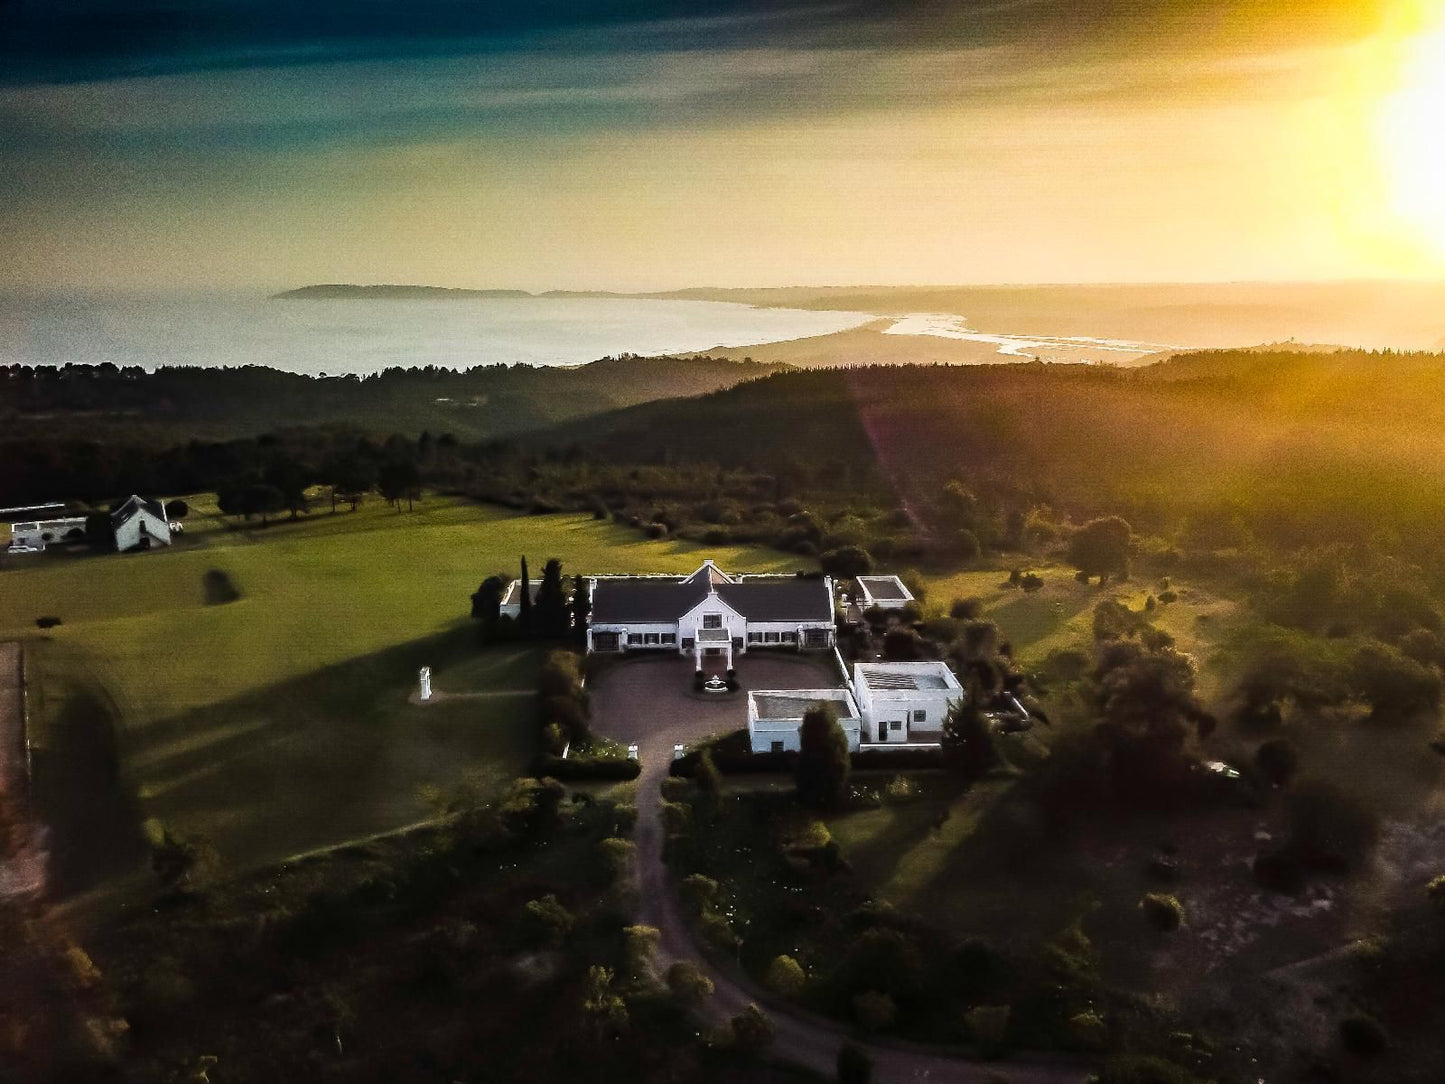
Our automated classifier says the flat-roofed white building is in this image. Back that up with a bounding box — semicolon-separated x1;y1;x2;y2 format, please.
498;578;543;620
853;660;964;745
747;687;861;753
7;516;87;553
855;575;914;611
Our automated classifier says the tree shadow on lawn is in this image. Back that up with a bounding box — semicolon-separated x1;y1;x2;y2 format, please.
76;625;542;891
989;588;1095;656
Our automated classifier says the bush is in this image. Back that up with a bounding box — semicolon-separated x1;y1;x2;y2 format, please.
1020;572;1045;593
956;529;982;561
1254;738;1299;788
667;961;714;1005
1428;873;1445;912
764;954;806;998
1339;1013;1388;1057
693;669;706;692
950;597;983;620
1069;1010;1107;1050
964;1003;1010;1056
531;753;640;781
852;990;896;1032
1158;590;1178;604
820;545;874;579
730;1004;775;1051
1253;847;1306;895
519;894;574;948
700;911;738;952
1140;893;1185;932
645;521;668;539
35;615;61;629
1287;780;1379;871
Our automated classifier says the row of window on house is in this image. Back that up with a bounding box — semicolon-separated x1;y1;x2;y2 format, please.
621;630;806;647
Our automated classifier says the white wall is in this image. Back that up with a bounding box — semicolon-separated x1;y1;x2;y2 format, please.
114;509;172;553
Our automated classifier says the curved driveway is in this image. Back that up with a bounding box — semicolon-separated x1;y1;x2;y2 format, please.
591;654;1088;1083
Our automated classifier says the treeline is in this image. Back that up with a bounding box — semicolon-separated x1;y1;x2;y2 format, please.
0;354;786;444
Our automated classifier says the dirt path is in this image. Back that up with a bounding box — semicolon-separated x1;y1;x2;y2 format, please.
594;654;1088;1083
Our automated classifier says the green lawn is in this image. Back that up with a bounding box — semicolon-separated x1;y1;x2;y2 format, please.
0;496;810;882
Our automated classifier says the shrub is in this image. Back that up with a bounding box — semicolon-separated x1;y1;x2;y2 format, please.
1287;780;1379;871
852;990;896;1032
1140;893;1185;932
693;669;706;692
950;597;983;620
1253;847;1306;895
1020;572;1045;593
730;1004;775;1051
679;874;719;915
1428;873;1445;912
1159;590;1178;604
531;753;640;782
1339;1013;1388;1057
520;894;574;948
700;911;738;951
1069;1010;1107;1050
964;1004;1010;1055
956;529;982;561
820;545;874;579
884;774;920;802
35;615;61;629
667;961;714;1005
764;954;806;998
1254;738;1299;788
645;521;668;539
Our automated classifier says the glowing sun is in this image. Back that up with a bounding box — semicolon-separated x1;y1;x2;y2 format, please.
1379;18;1445;254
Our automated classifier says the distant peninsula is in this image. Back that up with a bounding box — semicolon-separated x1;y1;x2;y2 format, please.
272;284;534;300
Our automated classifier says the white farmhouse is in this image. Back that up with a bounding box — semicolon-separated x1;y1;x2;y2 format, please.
747;687;861;753
587;560;835;668
853;660;965;746
855;575;915;611
111;495;173;552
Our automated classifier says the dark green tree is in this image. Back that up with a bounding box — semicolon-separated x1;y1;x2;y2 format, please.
571;575;592;646
471;575;508;624
1068;516;1133;583
942;695;997;780
518;556;533;637
534;558;570;639
795;703;850;809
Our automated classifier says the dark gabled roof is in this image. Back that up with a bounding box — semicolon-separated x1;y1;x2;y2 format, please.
591;580;711;623
716;578;832;622
109;494;166;528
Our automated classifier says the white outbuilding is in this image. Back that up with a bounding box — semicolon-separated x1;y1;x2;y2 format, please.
855;575;915;611
853;660;965;745
110;495;173;553
747;687;861;753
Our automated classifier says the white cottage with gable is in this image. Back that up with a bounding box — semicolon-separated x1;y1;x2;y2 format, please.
110;495;173;553
586;560;836;669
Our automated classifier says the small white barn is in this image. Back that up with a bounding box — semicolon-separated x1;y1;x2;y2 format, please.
855;575;915;611
853;660;964;745
499;579;543;620
111;495;173;553
747;687;861;753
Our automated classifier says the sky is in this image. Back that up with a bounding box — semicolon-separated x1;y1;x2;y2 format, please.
3;0;1444;293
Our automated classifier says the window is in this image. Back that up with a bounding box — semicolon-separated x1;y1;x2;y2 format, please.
702;613;723;629
594;633;619;652
644;633;660;645
782;631;798;644
661;633;676;645
765;631;780;643
912;709;926;723
682;637;694;650
748;631;762;643
627;633;643;646
805;628;828;647
890;720;903;732
770;741;785;753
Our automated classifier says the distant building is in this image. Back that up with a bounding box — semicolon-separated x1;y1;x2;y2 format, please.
855;575;915;611
110;495;173;552
853;661;965;745
747;687;861;753
586;560;835;668
499;579;543;620
6;514;87;554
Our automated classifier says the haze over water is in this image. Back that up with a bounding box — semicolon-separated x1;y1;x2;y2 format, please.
0;293;876;377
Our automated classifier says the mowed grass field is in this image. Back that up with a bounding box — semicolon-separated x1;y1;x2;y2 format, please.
0;495;810;885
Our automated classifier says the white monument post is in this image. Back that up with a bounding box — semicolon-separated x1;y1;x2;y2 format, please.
418;665;432;702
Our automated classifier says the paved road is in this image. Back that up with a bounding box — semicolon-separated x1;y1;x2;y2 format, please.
592;654;1089;1083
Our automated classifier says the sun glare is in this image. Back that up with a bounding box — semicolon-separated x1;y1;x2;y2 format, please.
1379;16;1445;255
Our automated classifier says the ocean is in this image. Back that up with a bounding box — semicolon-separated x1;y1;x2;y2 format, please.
0;292;876;376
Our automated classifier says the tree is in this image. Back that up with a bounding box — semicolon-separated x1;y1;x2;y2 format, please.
534;558;570;639
820;545;874;580
795;703;850;809
942;695;996;780
695;749;723;814
518;556;533;637
167;499;190;519
264;454;309;519
1068;516;1133;583
471;575;508;624
730;1004;775;1052
241;483;284;525
764;954;806;998
378;457;421;511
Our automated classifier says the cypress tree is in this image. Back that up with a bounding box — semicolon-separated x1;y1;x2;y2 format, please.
518;556;533;637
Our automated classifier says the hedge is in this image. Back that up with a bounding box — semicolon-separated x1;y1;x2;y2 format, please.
533;753;641;781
